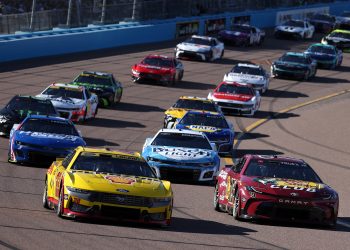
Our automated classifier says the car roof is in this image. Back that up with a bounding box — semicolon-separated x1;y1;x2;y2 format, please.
179;96;212;101
25;115;68;122
146;54;173;59
158;128;205;136
80;71;113;77
191;35;215;41
309;43;335;49
74;146;143;160
284;52;307;57
14;95;52;102
184;110;221;116
246;154;306;164
50;83;84;90
236;63;260;68
219;81;253;88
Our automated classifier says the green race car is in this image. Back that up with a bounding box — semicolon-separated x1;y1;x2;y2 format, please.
71;71;123;107
321;29;350;52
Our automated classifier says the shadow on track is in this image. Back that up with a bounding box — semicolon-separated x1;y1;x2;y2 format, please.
233;149;284;158
110;102;165;112
263;89;308;98
172;80;217;90
82;117;145;128
84;137;120;147
235;132;269;141
224;110;300;120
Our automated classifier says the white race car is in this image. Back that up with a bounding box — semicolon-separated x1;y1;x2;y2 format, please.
174;35;224;62
36;83;98;122
275;19;315;39
223;63;270;93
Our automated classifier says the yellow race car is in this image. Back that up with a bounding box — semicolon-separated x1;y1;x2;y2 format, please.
164;96;221;128
42;146;173;226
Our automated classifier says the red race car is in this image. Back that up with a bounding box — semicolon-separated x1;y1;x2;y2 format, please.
214;155;339;227
207;81;261;116
131;54;184;86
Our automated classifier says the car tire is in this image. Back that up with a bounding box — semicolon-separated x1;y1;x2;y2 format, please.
178;71;184;82
56;185;64;217
214;184;224;212
220;50;224;59
206;50;213;62
304;70;310;81
42;179;50;209
232;190;241;220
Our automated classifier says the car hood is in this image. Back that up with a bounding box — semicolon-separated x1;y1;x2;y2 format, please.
225;73;265;84
73;82;113;93
242;176;333;199
66;172;168;197
144;146;215;163
37;94;84;108
177;42;211;52
277;26;303;32
274;60;308;68
177;124;226;133
134;63;171;74
14;131;85;147
213;92;253;102
306;52;335;60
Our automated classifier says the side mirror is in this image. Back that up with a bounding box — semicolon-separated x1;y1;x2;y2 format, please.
210;142;218;152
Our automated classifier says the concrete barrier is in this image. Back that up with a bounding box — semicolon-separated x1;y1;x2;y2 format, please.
0;1;348;63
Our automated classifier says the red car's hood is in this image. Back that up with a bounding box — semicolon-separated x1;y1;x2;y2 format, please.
134;63;171;74
213;92;253;102
241;176;333;199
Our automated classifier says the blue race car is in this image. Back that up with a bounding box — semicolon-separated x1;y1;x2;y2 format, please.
304;43;343;69
8;115;86;165
271;52;317;80
174;111;234;154
142;129;220;183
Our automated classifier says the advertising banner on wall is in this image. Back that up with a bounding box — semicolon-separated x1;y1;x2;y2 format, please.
276;7;329;25
205;18;225;35
176;21;200;38
231;15;251;26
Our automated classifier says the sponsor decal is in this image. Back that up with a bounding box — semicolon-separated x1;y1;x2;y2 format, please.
116;189;129;193
205;18;225;35
153;147;209;159
19;131;79;141
278;199;309;206
218;171;228;179
187;125;218;132
105;176;136;185
176;21;199;38
254;178;323;192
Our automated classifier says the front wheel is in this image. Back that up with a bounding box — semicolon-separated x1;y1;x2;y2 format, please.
232;190;241;220
56;186;64;217
42;179;49;209
303;70;310;81
213;184;223;212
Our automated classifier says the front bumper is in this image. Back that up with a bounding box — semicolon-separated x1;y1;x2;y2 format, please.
212;98;256;115
275;30;303;39
56;108;84;122
131;72;173;83
272;66;307;79
175;50;209;61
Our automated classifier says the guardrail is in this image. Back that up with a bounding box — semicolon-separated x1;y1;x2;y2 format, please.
0;1;348;63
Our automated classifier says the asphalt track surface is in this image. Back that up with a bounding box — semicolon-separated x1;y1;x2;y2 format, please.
0;34;349;250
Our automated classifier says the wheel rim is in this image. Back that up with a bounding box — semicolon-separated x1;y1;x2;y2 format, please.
42;181;48;206
233;192;239;217
213;185;219;207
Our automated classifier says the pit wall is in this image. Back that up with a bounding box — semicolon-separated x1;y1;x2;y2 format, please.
0;1;348;63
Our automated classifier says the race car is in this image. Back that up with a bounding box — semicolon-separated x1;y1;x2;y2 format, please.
207;81;261;116
131;54;184;86
0;95;58;137
163;96;221;129
274;19;315;39
142;129;220;183
309;13;336;33
36;83;98;122
223;63;270;93
43;146;173;226
321;29;350;52
71;71;123;107
271;52;317;80
217;24;265;46
174;111;234;154
214;155;339;227
304;43;343;69
174;35;224;62
8;115;86;165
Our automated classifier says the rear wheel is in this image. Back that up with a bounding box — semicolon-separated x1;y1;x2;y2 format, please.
303;70;310;81
213;184;223;212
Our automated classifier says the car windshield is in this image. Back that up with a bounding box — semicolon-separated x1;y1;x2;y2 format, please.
180;113;229;128
283;20;304;27
185;37;211;46
281;54;308;64
217;83;253;95
231;25;251;33
232;65;264;76
151;132;212;150
309;45;335;54
19;118;79;136
329;32;350;39
71;152;156;178
74;74;113;86
142;57;173;68
43;86;84;100
173;99;218;112
244;159;322;182
312;14;334;22
7;96;57;117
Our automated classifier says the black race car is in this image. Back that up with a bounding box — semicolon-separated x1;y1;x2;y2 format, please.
309;13;336;33
71;71;123;107
0;95;58;136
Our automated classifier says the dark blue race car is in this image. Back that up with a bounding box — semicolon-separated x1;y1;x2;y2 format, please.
8;115;86;165
304;43;343;69
174;111;234;154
